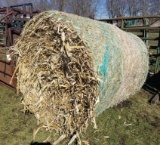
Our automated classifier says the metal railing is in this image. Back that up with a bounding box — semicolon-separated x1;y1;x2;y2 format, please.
0;3;39;89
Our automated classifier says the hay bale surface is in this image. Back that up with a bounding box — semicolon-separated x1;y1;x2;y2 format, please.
13;11;148;141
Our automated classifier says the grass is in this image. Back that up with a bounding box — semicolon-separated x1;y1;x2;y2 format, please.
84;92;160;145
0;85;159;145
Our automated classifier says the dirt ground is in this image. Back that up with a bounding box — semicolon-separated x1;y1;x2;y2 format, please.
0;83;159;145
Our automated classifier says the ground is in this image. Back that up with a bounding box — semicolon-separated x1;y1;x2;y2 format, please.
0;85;159;145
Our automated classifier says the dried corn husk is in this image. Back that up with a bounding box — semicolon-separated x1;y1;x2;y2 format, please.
13;11;149;143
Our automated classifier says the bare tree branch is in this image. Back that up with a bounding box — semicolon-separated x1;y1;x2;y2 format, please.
106;0;160;17
68;0;99;18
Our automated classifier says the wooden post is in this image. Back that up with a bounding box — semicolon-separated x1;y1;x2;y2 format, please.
121;19;124;29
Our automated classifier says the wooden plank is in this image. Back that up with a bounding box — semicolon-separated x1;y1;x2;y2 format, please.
98;15;160;21
0;44;7;47
141;37;159;40
0;61;14;76
125;29;159;33
123;27;160;30
131;31;143;36
0;72;16;88
0;34;7;36
148;41;159;46
9;18;29;21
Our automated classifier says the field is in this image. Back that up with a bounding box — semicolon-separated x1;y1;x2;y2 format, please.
0;81;159;145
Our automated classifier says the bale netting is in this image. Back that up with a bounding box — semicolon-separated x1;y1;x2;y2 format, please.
13;11;148;142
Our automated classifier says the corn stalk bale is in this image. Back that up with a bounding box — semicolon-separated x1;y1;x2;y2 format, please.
13;11;149;140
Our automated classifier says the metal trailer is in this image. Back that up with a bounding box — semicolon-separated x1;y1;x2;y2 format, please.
0;3;39;90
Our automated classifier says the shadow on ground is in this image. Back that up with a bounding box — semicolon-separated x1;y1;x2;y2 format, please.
143;72;160;94
143;72;160;104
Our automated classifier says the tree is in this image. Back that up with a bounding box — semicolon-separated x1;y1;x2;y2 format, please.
150;0;160;15
68;0;99;18
139;0;151;16
106;0;160;17
106;0;115;18
53;0;66;11
126;0;141;16
0;0;39;8
106;0;126;18
0;0;99;18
